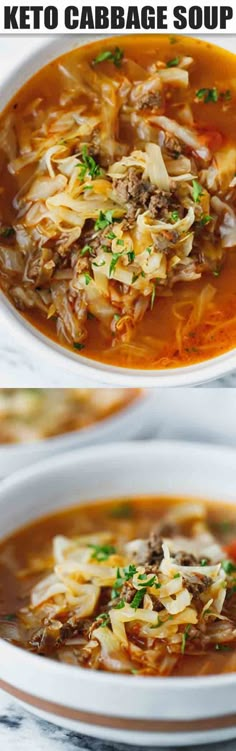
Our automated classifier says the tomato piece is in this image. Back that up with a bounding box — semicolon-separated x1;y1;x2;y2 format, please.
224;541;236;562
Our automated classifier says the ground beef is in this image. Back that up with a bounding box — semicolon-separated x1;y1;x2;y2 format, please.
120;580;137;604
113;168;171;219
146;533;165;567
164;135;182;158
184;574;212;597
148;191;170;218
174;551;200;566
138;92;163;111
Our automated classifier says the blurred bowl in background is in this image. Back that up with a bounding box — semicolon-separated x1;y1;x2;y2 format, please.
0;389;155;477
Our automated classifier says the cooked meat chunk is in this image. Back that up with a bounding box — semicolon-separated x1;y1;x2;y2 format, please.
164;135;182;158
120;580;137;603
138;92;163;111
148;191;170;218
146;533;164;566
184;574;212;597
113;168;171;220
174;551;200;566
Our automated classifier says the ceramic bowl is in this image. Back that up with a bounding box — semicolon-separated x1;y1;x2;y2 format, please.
0;390;153;477
1;35;236;386
1;440;236;746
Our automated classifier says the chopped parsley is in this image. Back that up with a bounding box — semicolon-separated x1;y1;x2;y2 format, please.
127;250;135;263
96;612;110;628
109;252;123;277
107;231;116;240
170;210;180;223
215;643;231;651
95;210;114;231
116;238;124;247
196;87;218;103
84;273;92;285
90;544;116;562
0;226;15;238
93;260;106;268
73;342;85;350
93;47;124;68
200;559;208;567
114;598;125;609
137;574;156;587
131;588;146;609
181;624;191;654
78;145;103;181
166;56;180;67
173;573;181;579
114;313;121;322
222;559;236;575
111;564;137;599
192;179;203;203
200;214;212;226
80;244;93;256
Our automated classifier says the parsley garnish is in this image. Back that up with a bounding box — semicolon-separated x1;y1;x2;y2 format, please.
215;643;231;651
80;244;93;256
200;558;208;566
90;544;116;562
73;342;85;351
192;179;203;203
95;210;114;231
84;273;92;285
96;612;110;628
107;231;116;240
166;57;180;67
131;588;146;609
111;564;137;599
109;252;123;277
222;559;236;575
196;87;218;103
114;599;125;609
78;145;103;181
0;226;15;238
200;214;212;226
127;250;135;263
181;624;191;654
170;210;179;223
93;47;124;67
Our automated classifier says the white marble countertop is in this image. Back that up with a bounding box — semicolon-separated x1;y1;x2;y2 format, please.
1;389;236;748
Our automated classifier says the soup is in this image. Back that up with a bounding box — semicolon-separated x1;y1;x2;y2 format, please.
1;496;236;677
0;388;138;443
0;35;236;370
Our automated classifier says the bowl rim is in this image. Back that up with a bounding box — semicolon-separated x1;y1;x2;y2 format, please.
1;34;236;386
0;388;146;454
1;438;236;691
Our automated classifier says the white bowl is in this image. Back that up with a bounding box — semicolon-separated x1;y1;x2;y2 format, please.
1;440;236;746
0;390;153;477
1;34;236;386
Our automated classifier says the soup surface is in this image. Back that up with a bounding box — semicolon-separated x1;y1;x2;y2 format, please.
0;36;236;370
1;496;236;676
0;388;137;443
